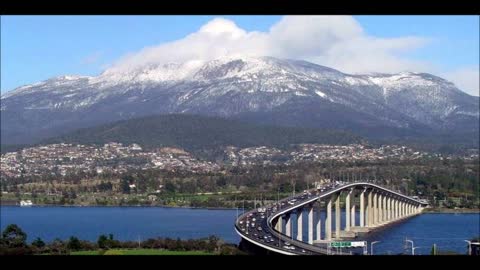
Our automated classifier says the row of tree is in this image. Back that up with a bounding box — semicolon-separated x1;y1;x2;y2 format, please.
0;224;244;255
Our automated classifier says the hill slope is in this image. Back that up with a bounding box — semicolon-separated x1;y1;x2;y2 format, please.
41;114;363;152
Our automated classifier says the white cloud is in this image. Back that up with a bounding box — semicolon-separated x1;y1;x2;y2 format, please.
107;16;430;76
442;66;480;96
106;16;477;97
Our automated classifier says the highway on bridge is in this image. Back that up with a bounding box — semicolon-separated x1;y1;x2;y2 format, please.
234;182;428;255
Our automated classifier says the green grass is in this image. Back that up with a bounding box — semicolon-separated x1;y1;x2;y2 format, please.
70;250;100;255
70;249;213;255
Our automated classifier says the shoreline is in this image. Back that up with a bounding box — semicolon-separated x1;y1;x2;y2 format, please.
2;203;479;213
423;208;480;214
0;202;240;211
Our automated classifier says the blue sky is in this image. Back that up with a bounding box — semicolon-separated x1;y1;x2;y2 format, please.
1;15;479;96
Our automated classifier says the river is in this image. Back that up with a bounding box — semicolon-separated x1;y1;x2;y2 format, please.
1;206;478;255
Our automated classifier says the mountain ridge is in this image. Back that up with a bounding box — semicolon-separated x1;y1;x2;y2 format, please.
1;56;478;146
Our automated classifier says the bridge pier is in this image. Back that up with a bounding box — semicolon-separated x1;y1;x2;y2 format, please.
335;193;341;239
378;194;383;224
367;190;373;227
345;189;351;231
394;200;398;220
360;189;365;227
382;194;386;224
326;195;333;240
373;192;378;226
308;205;314;244
387;197;391;221
316;203;322;241
398;200;402;219
297;209;303;241
276;215;283;233
285;214;292;238
351;197;356;228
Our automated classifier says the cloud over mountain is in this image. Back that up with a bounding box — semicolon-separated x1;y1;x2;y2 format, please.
106;16;430;76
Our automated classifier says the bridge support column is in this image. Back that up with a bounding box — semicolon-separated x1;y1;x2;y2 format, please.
351;200;356;228
345;189;352;231
326;196;333;240
316;203;322;241
373;192;378;226
387;197;391;222
382;195;387;224
308;206;314;244
399;201;402;218
378;194;383;224
367;190;373;227
285;214;291;238
297;209;303;242
394;200;398;220
335;193;341;239
276;216;283;233
360;189;365;227
391;199;394;220
398;200;401;219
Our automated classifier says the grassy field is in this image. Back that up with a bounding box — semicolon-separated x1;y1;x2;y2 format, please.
70;249;213;255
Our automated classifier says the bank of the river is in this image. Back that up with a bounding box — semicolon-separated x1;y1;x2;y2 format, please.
69;249;214;255
423;208;480;213
4;199;479;213
1;201;241;211
5;203;478;217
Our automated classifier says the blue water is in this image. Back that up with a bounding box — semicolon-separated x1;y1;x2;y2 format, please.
1;206;478;255
0;206;240;244
363;213;480;255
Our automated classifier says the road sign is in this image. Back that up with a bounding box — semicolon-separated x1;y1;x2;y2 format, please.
330;241;351;248
351;241;366;247
329;241;366;248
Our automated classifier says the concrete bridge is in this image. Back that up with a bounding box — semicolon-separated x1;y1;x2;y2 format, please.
234;182;429;255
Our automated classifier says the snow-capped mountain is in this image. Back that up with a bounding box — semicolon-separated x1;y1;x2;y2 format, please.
1;56;478;145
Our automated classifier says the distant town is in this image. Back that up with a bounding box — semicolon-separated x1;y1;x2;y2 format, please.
2;142;478;179
1;142;478;210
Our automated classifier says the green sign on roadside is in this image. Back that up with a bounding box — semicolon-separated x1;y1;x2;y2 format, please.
330;241;352;248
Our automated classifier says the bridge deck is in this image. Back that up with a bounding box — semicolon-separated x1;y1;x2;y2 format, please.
234;182;427;255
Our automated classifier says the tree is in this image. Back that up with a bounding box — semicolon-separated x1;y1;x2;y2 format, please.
121;179;130;194
97;234;109;249
165;181;176;193
67;236;81;251
1;224;27;247
31;237;45;248
50;238;66;254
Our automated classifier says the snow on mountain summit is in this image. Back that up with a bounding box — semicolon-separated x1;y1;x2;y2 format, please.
2;56;477;141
